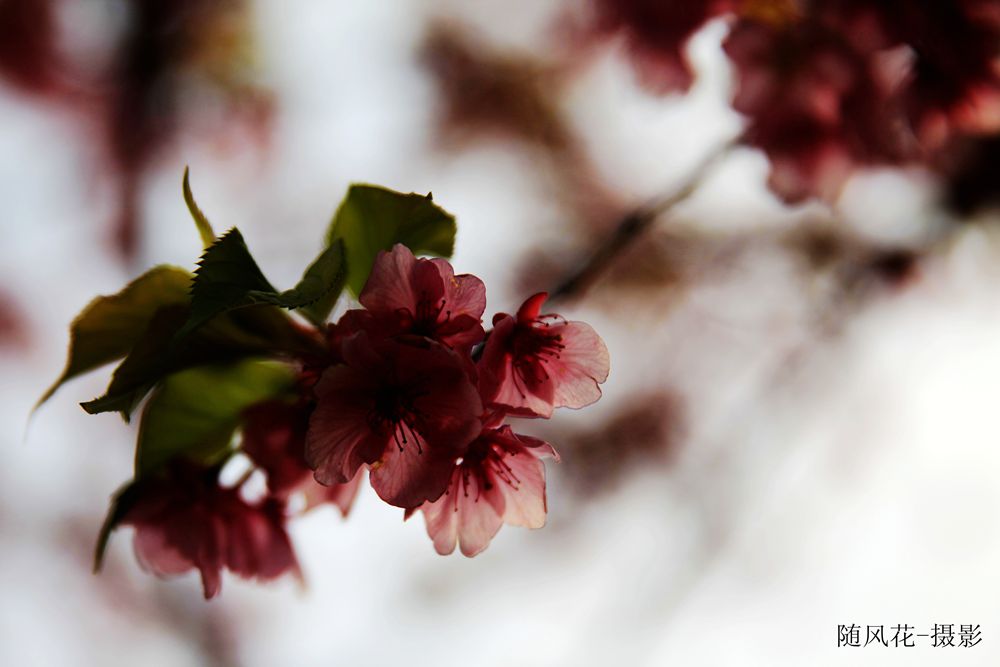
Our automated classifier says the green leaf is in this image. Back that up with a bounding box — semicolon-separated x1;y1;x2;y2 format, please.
82;304;323;421
294;239;347;325
37;266;192;408
183;167;216;248
180;228;277;337
326;185;456;295
135;360;295;476
93;480;141;572
180;229;349;335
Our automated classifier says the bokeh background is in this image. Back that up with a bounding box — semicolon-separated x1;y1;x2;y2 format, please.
3;1;1000;665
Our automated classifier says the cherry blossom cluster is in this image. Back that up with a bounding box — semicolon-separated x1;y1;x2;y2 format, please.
118;244;609;597
591;0;1000;202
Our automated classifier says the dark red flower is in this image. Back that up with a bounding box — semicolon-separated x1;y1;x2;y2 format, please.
305;333;482;508
359;244;486;351
479;293;610;418
723;16;913;202
325;308;379;364
0;0;63;97
590;0;735;93
121;463;299;599
416;424;557;557
241;400;362;516
853;0;1000;147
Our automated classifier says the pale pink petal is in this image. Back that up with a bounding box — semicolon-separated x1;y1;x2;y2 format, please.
421;489;459;555
496;447;548;529
455;473;504;557
547;321;610;410
512;432;560;462
420;467;504;557
491;365;554;417
479;315;555;418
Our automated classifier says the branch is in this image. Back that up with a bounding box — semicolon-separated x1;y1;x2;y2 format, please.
549;138;737;303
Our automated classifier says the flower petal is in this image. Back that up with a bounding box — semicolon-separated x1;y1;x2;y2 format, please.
359;244;422;315
420;466;504;557
455;474;504;557
495;446;548;529
547;321;610;410
241;401;310;496
303;468;365;517
306;365;388;485
421;485;459;555
369;427;458;508
223;497;299;582
479;315;556;417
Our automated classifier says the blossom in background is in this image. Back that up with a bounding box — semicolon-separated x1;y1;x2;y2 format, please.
587;0;1000;205
588;0;735;93
0;0;63;97
479;292;610;418
120;462;299;599
722;15;912;202
847;0;1000;147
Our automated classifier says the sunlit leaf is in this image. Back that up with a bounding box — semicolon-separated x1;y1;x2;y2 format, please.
37;266;192;408
326;185;456;295
134;360;295;476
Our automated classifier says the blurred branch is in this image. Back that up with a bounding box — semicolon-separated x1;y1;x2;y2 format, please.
549;138;737;303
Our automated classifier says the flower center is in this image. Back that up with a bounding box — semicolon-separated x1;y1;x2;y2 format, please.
409;290;450;337
447;439;522;508
510;321;566;395
369;385;425;454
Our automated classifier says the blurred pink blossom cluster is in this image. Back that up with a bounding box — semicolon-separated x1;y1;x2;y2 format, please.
591;0;1000;202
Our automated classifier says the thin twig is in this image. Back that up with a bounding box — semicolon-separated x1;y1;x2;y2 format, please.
549;138;738;303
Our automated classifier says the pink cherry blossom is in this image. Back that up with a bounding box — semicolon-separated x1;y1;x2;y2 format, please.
417;424;558;556
121;463;299;599
479;292;610;418
359;243;486;350
306;333;482;508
